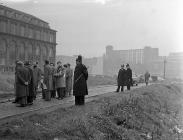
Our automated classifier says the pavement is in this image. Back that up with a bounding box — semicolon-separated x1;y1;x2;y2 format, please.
0;84;145;120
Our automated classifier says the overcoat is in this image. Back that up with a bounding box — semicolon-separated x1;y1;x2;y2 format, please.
44;64;53;90
117;68;126;86
33;66;42;88
16;66;30;98
145;72;150;82
126;68;132;85
73;64;88;96
25;66;34;97
50;67;56;90
66;68;73;92
54;66;66;88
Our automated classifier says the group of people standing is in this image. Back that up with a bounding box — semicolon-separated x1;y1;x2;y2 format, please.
13;55;88;107
13;61;42;107
116;63;132;92
42;60;73;101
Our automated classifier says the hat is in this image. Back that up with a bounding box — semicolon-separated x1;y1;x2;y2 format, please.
76;55;82;62
63;64;67;68
17;61;23;65
24;61;30;66
126;63;130;67
57;61;61;64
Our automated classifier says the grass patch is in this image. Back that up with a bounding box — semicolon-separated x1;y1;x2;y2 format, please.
0;83;182;140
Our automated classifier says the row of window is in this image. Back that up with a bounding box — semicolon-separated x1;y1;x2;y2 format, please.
0;7;49;28
0;39;54;65
0;20;55;43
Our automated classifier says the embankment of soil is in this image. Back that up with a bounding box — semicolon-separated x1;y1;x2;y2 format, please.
0;83;182;140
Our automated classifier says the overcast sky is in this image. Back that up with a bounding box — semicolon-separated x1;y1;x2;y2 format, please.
1;0;183;57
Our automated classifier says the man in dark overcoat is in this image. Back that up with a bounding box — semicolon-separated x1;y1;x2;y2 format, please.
50;63;56;98
126;64;132;90
24;61;34;105
32;62;42;99
16;61;30;107
43;60;52;100
144;71;150;86
73;55;88;105
116;64;126;92
12;60;19;103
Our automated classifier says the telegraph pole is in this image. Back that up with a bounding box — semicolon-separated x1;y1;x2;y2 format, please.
163;56;167;79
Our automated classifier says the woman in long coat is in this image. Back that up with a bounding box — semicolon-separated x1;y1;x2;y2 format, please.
73;55;88;105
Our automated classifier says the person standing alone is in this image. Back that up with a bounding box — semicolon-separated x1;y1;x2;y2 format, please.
73;55;88;105
144;71;150;86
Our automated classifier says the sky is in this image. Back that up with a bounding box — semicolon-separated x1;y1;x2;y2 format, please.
1;0;183;57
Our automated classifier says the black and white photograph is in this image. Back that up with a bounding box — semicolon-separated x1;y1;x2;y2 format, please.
0;0;183;139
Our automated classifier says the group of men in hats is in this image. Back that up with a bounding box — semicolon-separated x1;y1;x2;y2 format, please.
116;63;132;92
13;55;88;107
13;61;42;107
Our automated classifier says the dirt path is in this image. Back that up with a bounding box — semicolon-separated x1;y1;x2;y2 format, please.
0;84;146;123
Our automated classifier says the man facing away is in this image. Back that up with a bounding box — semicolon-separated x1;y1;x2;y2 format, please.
144;71;150;86
73;55;88;105
126;64;132;90
116;64;126;92
32;62;42;99
15;61;30;107
24;61;34;105
43;60;52;101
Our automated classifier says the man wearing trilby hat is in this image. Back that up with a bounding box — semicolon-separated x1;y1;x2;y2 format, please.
73;55;88;105
15;61;30;107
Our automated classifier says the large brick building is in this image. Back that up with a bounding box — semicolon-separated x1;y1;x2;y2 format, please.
0;5;56;71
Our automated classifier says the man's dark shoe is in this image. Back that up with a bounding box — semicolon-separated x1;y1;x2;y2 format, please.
16;104;26;107
28;102;33;105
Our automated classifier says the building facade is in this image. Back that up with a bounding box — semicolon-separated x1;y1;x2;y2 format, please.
0;5;56;71
103;45;159;76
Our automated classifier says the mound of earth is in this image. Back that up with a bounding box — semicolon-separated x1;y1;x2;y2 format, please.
0;83;182;140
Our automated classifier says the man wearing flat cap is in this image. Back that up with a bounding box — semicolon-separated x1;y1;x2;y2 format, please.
73;55;88;105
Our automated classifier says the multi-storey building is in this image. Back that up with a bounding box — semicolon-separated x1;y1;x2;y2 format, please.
0;5;56;71
103;45;159;76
